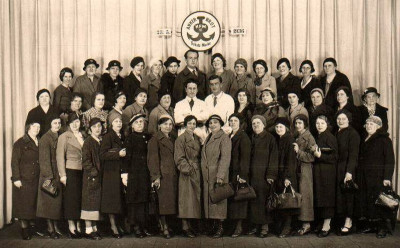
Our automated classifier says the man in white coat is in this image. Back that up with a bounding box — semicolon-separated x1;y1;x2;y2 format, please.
174;78;209;142
205;75;235;134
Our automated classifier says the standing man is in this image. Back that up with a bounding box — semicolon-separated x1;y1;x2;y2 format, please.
72;59;100;111
174;78;209;142
205;75;235;134
173;50;207;104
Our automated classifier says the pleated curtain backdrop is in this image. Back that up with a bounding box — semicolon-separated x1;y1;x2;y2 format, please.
0;0;400;227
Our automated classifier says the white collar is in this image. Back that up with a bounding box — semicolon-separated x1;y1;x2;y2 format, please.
212;91;224;99
185;96;198;102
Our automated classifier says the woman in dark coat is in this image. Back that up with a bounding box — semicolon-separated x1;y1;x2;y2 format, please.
254;87;286;132
335;109;360;235
308;88;334;138
174;115;202;238
275;58;301;109
298;60;322;109
274;117;299;238
201;115;232;238
100;114;126;238
81;118;103;240
123;57;145;106
11;121;41;240
36;116;63;239
97;60;124;111
123;114;152;238
293;114;316;235
320;57;352;109
148;115;177;239
26;89;60;137
227;114;252;238
160;56;180;105
313;115;338;237
358;87;389;138
335;86;362;133
53;67;74;114
56;113;85;238
356;116;395;238
247;115;278;238
234;88;254;136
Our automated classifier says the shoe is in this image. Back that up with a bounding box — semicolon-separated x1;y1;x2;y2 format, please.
163;229;171;239
182;229;196;238
246;227;257;235
278;228;291;238
339;226;353;236
318;230;330;238
297;227;311;236
213;223;224;238
134;229;145;238
259;229;268;238
21;228;31;240
68;230;81;239
359;227;376;234
30;225;45;237
232;226;242;238
55;230;64;237
86;232;101;240
112;231;122;239
376;229;388;239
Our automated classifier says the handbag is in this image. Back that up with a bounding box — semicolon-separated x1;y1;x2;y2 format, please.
148;186;159;216
266;183;278;212
276;185;302;209
210;183;234;204
233;182;256;201
340;179;359;193
375;187;400;210
41;179;59;198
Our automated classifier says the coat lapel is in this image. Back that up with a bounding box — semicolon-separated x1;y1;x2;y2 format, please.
66;131;82;150
157;131;174;153
23;135;38;151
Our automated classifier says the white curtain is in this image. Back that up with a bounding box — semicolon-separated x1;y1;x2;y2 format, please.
1;0;399;227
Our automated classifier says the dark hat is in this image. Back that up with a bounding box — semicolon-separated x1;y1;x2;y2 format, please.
336;109;352;123
287;88;301;98
335;86;351;97
114;91;126;102
228;113;242;123
59;67;74;81
67;112;80;125
25;115;41;126
211;53;227;67
277;58;291;70
299;60;315;73
323;57;337;67
275;117;290;128
293;114;309;128
134;87;147;99
49;113;61;124
129;113;146;126
83;58;99;71
36;89;51;101
164;56;181;67
89;117;104;129
362;87;380;101
251;115;266;127
108;111;122;124
106;60;123;70
158;88;171;102
234;58;248;71
259;87;276;100
205;114;224;128
253;59;268;73
130;56;145;68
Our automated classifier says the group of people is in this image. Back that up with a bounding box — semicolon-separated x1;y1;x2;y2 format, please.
11;49;395;241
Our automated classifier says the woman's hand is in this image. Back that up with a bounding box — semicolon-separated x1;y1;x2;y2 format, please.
119;148;126;157
60;176;67;186
152;178;161;189
238;176;246;184
216;178;223;184
383;180;391;187
266;178;274;185
293;143;299;153
344;172;352;182
284;179;291;187
13;180;22;188
121;173;128;187
314;147;321;158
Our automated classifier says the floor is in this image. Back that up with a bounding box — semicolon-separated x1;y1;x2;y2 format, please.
0;222;399;248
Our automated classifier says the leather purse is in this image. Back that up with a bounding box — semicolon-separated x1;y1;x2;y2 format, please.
210;183;234;204
41;179;59;198
276;185;302;209
375;188;400;210
149;186;159;216
233;182;256;201
340;179;359;193
266;183;278;212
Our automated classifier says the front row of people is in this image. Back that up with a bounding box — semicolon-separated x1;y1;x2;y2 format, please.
11;107;395;240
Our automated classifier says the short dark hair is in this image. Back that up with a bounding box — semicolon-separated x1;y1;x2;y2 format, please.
184;115;198;127
184;49;199;59
71;92;83;102
91;92;105;107
184;78;199;88
59;67;74;82
211;53;227;67
208;74;222;83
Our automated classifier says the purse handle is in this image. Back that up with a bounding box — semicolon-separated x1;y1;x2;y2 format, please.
283;185;296;198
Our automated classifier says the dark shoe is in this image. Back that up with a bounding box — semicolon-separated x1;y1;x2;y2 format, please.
134;229;146;238
163;229;171;239
182;229;196;238
318;230;330;238
339;226;353;236
86;232;101;240
30;225;45;237
213;223;223;238
21;228;31;240
68;230;81;239
112;231;122;239
246;227;257;235
297;227;311;236
376;229;388;239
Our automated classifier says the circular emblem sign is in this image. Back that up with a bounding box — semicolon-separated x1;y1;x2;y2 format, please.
181;11;221;52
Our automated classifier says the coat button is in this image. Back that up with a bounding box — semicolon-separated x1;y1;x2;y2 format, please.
32;172;34;175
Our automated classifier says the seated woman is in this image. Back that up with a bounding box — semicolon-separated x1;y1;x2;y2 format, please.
356;116;395;238
254;87;285;132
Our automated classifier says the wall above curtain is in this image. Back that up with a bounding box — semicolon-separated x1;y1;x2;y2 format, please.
0;0;399;227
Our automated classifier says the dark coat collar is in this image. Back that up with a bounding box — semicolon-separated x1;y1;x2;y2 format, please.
109;129;124;145
182;66;200;76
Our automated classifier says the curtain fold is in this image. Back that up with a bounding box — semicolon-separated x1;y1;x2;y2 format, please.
1;0;399;227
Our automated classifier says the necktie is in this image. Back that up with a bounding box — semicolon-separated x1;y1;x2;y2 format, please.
189;99;194;110
192;69;197;77
213;96;217;107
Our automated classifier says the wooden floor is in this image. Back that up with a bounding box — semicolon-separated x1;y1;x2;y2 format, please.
0;223;399;248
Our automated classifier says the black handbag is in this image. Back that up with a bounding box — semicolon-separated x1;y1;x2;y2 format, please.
340;179;359;193
41;179;59;198
149;186;159;216
233;182;256;201
266;183;278;212
375;187;400;210
210;183;234;204
276;185;302;209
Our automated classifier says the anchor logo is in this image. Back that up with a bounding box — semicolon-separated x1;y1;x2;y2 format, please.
187;16;215;41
